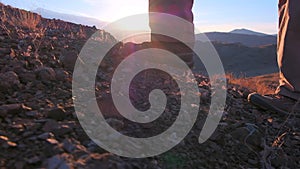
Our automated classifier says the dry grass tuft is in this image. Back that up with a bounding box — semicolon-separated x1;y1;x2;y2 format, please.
227;73;279;95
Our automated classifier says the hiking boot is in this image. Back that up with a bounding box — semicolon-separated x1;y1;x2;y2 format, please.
120;42;194;68
248;92;300;116
151;41;194;68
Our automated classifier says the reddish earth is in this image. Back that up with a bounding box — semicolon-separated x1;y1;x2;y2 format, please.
0;3;299;169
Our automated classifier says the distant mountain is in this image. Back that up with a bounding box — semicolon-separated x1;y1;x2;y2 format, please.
229;28;270;36
32;8;107;28
197;29;277;47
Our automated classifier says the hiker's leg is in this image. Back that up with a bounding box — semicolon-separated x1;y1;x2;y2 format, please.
276;0;300;100
148;0;194;42
148;0;195;67
247;0;300;114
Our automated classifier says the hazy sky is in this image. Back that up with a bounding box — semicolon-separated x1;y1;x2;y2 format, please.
1;0;278;34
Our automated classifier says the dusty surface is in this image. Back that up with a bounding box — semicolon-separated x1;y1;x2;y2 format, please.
0;3;299;169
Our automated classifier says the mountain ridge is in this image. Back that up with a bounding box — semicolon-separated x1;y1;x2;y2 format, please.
31;8;277;47
229;28;273;36
198;30;277;47
32;8;107;29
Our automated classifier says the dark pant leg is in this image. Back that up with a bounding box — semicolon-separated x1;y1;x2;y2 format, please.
148;0;194;42
276;0;300;100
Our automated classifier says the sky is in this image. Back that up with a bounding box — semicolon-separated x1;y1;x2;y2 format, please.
0;0;278;34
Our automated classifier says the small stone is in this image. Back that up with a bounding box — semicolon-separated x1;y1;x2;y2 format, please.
55;69;69;81
3;141;17;148
26;156;41;164
0;104;31;118
22;131;34;137
25;111;39;117
57;161;73;169
42;120;59;132
0;135;9;142
37;132;54;140
53;124;73;136
46;155;64;169
60;50;78;71
248;158;258;165
46;138;59;145
47;107;66;121
43;144;64;157
0;71;20;92
29;59;43;68
0;136;17;148
14;161;25;169
62;139;76;153
19;72;36;84
11;124;24;130
36;66;56;82
28;136;38;141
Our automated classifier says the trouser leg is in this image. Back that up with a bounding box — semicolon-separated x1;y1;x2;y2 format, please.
148;0;195;67
148;0;194;42
276;0;300;100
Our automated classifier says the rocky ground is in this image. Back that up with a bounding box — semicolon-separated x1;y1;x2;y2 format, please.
0;3;299;169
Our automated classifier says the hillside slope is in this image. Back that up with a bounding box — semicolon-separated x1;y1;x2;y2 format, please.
0;3;299;169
